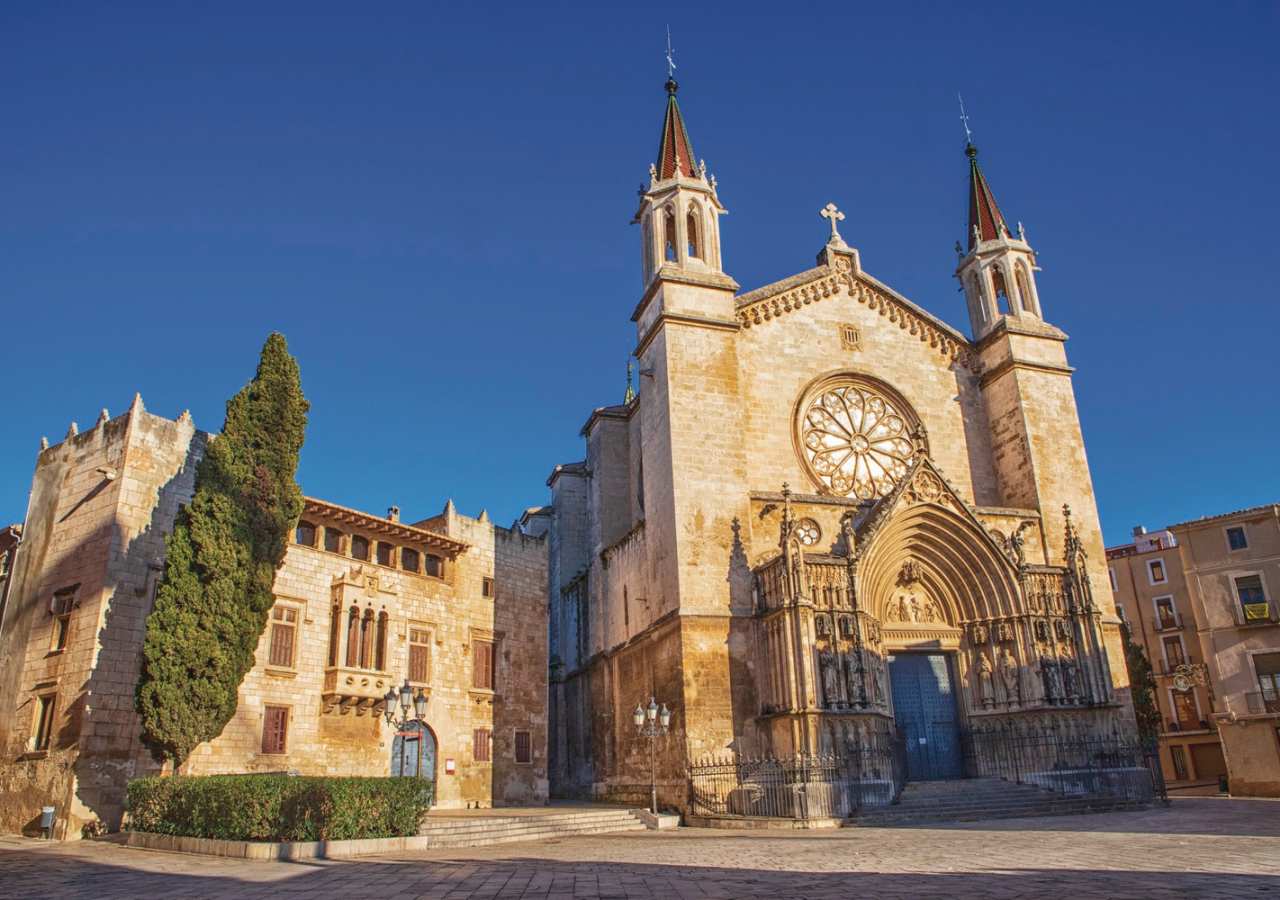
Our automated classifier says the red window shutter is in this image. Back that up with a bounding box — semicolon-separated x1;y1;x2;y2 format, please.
473;728;491;762
474;641;493;690
262;707;289;754
409;643;430;684
269;622;294;668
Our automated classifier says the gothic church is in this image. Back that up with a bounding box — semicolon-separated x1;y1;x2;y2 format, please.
544;78;1134;805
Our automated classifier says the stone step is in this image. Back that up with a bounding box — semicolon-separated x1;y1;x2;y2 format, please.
419;811;641;835
418;817;647;849
417;809;647;847
852;798;1146;827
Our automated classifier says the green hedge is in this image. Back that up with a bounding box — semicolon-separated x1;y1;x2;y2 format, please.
126;775;433;842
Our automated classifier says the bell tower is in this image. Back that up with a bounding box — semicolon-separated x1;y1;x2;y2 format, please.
633;78;732;294
954;142;1043;340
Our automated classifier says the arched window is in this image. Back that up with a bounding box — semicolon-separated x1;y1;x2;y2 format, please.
1015;264;1034;316
375;611;388;671
359;608;375;669
641;216;654;279
686;206;702;260
324;527;343;553
967;273;986;323
345;606;360;667
991;266;1011;315
663;207;678;262
328;604;341;667
351;534;369;561
295;520;316;546
424;554;443;578
401;547;420;573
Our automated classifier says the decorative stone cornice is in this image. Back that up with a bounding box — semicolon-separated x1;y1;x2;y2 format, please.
735;259;978;371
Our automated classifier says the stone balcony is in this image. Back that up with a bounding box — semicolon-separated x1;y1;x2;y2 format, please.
322;665;393;716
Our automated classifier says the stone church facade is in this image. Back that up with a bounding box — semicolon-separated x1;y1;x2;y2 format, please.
546;79;1136;807
0;399;549;838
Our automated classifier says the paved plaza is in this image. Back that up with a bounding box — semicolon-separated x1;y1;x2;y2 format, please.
0;798;1277;899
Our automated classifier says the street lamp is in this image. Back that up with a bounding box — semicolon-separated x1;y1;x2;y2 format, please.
384;679;430;776
633;696;671;815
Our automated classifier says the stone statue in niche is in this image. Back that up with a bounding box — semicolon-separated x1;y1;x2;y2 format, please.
971;622;988;644
866;620;881;646
1054;619;1071;641
909;596;923;623
815;614;831;638
978;654;995;709
997;621;1015;643
999;648;1021;707
871;655;886;706
839;615;854;639
1039;654;1062;703
819;649;842;708
1059;649;1078;701
843;652;862;707
1033;619;1050;643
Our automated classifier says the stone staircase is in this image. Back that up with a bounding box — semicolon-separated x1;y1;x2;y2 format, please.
851;778;1145;827
416;807;647;848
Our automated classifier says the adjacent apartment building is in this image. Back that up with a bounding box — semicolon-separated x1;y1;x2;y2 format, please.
1108;503;1280;797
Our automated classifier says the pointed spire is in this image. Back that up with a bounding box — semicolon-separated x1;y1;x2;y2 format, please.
129;392;145;416
655;78;698;180
66;421;79;439
966;143;1010;250
96;408;110;428
624;359;636;404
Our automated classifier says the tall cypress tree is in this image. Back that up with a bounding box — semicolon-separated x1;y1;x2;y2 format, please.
137;333;308;767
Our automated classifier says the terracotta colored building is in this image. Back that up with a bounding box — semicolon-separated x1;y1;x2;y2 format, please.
1106;528;1226;791
1170;505;1280;796
0;399;549;838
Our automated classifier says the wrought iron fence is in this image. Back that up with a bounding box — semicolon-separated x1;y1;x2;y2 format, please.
687;730;906;820
961;722;1167;803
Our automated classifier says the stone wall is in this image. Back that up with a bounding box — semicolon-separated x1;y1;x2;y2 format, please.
0;400;203;837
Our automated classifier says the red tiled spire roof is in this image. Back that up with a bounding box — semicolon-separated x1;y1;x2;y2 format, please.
655;78;697;180
966;144;1009;250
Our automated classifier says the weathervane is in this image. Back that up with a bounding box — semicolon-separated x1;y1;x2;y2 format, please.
666;26;677;79
958;92;973;145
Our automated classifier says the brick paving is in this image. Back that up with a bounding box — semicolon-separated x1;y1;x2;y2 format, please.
1;798;1277;899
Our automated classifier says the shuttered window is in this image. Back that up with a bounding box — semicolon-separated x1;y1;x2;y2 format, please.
473;728;491;762
514;730;532;764
409;628;431;684
472;640;494;691
268;606;298;668
262;706;289;754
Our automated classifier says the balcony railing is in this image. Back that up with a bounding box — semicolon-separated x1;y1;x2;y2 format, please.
1244;691;1280;715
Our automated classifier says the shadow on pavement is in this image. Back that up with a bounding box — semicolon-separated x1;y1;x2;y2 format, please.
0;842;1277;900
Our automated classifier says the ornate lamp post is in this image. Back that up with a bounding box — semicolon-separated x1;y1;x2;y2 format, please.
633;696;671;815
384;678;430;776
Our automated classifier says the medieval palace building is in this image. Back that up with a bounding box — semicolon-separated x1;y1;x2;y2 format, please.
0;76;1136;837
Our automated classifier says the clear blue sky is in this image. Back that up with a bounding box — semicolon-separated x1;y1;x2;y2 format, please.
4;2;1277;547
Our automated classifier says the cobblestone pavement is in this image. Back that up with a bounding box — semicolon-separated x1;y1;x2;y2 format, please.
1;798;1277;899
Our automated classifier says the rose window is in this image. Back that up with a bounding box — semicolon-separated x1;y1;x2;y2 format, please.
798;380;917;499
795;518;821;547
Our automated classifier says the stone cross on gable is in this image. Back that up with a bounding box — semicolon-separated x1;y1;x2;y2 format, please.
820;202;846;243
